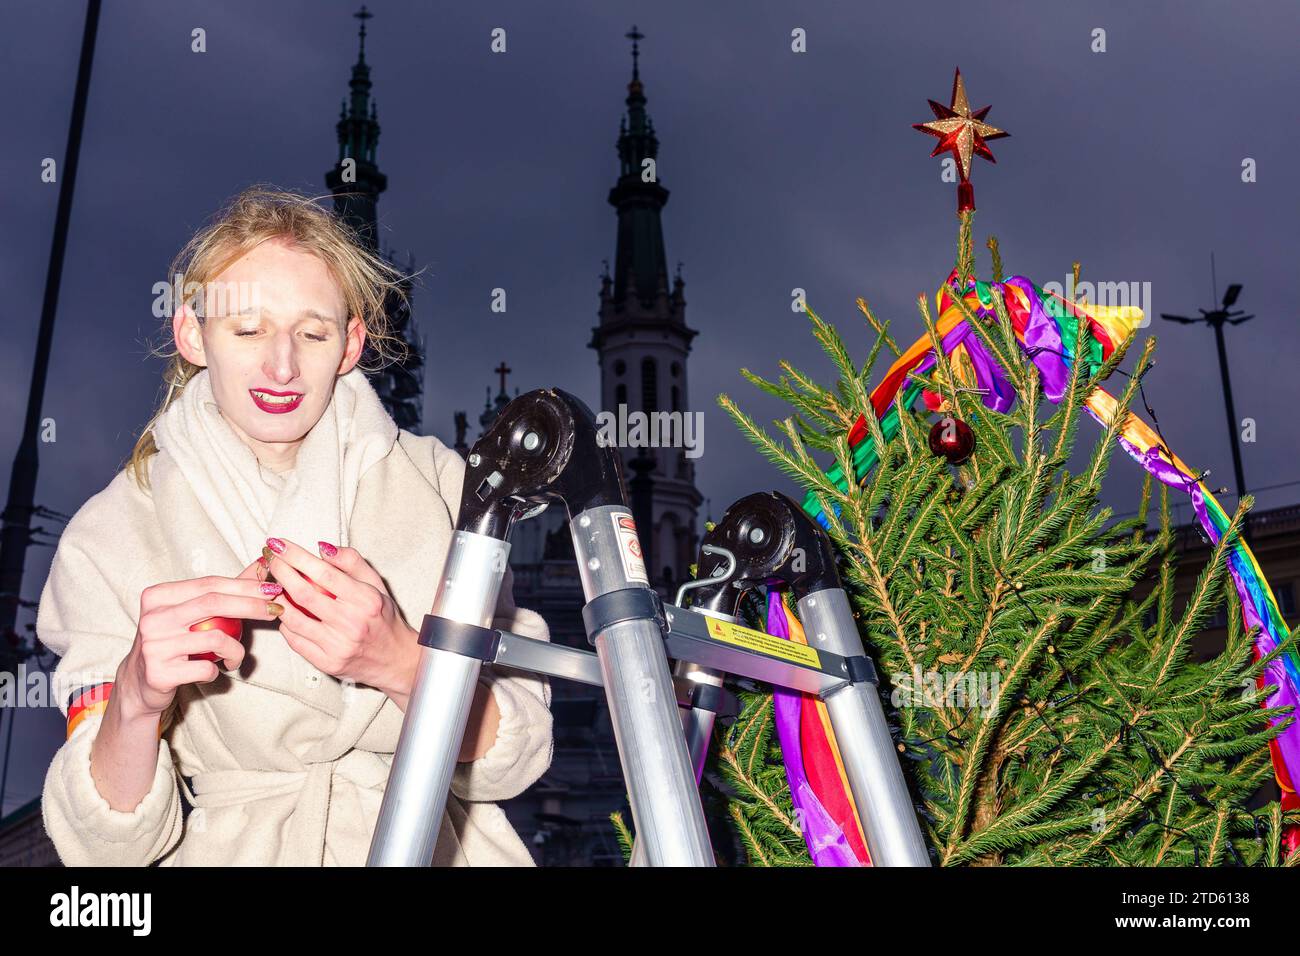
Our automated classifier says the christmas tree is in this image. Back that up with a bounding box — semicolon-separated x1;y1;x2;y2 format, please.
715;257;1297;864
714;68;1300;867
612;68;1299;867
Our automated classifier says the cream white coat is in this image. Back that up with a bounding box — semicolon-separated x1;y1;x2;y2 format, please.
39;367;553;866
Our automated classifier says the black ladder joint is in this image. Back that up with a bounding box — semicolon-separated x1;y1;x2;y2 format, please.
581;587;666;647
417;614;501;662
673;677;741;721
842;654;879;686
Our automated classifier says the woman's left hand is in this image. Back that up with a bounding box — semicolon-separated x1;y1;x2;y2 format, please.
262;536;417;701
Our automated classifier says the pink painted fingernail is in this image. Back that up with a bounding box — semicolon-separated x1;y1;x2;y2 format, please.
261;582;284;595
266;537;286;554
318;540;338;557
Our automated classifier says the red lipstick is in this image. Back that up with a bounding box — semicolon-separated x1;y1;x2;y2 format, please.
249;388;304;414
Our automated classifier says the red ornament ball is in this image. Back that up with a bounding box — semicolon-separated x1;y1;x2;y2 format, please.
188;615;242;663
928;415;975;465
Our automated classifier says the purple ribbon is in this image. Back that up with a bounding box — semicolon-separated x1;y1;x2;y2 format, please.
908;275;1075;414
769;591;863;866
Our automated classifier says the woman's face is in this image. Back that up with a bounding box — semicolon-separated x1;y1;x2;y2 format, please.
173;238;366;470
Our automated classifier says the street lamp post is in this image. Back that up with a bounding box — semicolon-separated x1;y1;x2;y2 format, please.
0;0;101;819
1161;263;1255;544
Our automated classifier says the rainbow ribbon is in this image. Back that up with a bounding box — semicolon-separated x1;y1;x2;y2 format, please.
785;268;1298;858
767;590;872;865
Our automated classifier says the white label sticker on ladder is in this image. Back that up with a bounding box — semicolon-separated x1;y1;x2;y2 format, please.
612;512;649;585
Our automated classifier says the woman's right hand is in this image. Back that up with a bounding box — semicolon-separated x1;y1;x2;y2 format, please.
117;557;285;719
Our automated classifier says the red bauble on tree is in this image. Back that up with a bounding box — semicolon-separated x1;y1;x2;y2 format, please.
928;414;975;464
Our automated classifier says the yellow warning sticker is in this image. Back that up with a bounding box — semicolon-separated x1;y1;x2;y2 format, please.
704;618;822;669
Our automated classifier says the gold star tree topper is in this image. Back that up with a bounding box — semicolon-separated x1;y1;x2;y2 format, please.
913;68;1009;211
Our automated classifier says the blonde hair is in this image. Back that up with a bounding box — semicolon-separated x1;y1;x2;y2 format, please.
127;185;412;490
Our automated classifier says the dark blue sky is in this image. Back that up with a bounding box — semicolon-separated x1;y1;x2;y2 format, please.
2;0;1297;815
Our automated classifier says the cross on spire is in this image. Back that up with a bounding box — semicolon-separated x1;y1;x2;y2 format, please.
625;25;644;81
494;361;512;396
328;3;386;244
355;5;372;60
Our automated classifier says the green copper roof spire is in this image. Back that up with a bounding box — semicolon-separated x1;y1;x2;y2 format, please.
608;25;669;310
342;5;377;163
325;4;387;247
617;25;656;174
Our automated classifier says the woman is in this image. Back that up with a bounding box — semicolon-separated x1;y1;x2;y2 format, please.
38;187;553;866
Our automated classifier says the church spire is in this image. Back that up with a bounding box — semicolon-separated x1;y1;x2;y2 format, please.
620;25;651;153
324;6;424;435
607;25;670;312
588;27;702;595
326;5;388;248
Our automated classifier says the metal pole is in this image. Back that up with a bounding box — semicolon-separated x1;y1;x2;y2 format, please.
366;531;510;866
0;0;101;637
0;0;100;817
572;505;714;866
1211;317;1250;543
628;609;732;867
0;706;13;818
797;588;930;866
